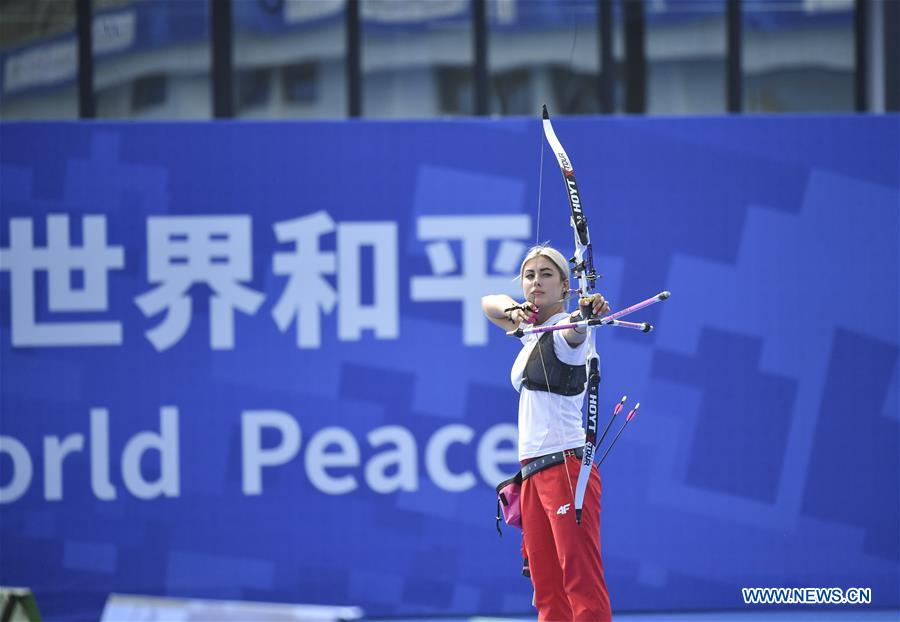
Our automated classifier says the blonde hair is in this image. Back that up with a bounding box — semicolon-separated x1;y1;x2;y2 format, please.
519;243;571;302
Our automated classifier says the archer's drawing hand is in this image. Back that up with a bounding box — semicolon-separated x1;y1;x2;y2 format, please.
506;302;539;325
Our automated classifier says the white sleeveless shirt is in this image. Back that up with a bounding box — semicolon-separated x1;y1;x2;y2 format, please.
510;312;592;460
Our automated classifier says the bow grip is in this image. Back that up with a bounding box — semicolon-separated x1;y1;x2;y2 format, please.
579;295;596;321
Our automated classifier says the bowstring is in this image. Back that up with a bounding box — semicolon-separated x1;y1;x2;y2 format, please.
536;127;544;243
533;118;576;504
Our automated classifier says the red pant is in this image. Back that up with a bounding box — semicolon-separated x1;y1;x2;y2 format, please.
521;454;612;622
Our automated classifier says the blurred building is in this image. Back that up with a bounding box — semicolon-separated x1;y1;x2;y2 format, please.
0;0;895;120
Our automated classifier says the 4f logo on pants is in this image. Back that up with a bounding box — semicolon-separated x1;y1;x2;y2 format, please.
556;503;571;515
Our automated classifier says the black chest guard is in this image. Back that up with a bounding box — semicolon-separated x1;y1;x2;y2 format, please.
521;331;588;396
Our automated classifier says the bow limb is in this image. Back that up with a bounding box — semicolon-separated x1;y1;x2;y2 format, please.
541;105;601;525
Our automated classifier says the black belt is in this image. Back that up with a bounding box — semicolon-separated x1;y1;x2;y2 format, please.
521;447;583;480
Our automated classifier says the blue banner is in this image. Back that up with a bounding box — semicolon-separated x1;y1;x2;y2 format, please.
1;115;898;621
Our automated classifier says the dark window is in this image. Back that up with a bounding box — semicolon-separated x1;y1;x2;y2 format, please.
131;74;167;112
550;66;601;115
237;68;271;111
492;68;533;115
282;63;317;104
437;66;473;115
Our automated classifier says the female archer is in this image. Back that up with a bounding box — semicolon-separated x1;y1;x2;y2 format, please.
482;243;613;622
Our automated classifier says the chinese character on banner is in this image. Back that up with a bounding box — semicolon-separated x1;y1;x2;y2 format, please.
0;214;124;347
272;210;398;348
411;214;529;346
135;215;264;351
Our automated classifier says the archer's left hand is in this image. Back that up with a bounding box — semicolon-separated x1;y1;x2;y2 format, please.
579;293;610;318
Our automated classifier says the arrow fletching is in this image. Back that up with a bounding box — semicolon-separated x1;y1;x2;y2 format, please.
626;403;640;422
